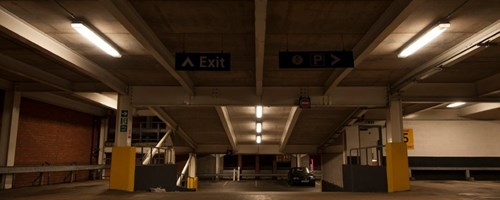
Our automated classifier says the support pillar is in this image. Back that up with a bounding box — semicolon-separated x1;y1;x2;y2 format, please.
110;94;135;191
296;154;302;167
187;153;198;190
0;91;21;189
188;153;196;178
165;147;175;164
385;98;410;192
215;154;221;180
114;94;132;147
98;118;108;179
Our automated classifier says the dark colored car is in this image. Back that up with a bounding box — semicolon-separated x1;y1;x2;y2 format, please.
288;167;315;186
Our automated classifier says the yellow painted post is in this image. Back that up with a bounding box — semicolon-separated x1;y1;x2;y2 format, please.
109;147;136;192
386;143;410;192
187;177;198;191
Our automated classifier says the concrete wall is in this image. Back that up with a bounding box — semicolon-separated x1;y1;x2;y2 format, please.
404;120;500;157
321;153;343;191
13;98;96;187
197;154;216;175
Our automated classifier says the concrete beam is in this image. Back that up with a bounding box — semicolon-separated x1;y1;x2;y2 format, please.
459;103;500;117
22;92;108;116
0;54;72;92
0;6;127;95
74;92;118;109
476;73;500;97
279;107;301;152
392;19;500;93
255;0;267;96
402;83;478;99
215;106;238;151
237;145;281;155
100;0;194;95
147;106;196;149
324;0;417;95
402;103;444;116
131;86;387;107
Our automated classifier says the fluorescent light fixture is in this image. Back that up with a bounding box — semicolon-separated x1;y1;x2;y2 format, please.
256;122;262;133
446;102;466;108
256;134;262;144
398;22;450;58
256;105;263;119
71;22;122;58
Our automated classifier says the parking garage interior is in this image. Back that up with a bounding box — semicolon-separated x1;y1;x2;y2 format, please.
1;0;500;199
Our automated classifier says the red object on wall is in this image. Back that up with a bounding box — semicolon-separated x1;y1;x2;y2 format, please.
299;96;311;109
14;98;95;188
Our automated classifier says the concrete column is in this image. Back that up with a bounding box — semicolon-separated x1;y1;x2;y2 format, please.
0;91;21;189
188;153;197;177
114;94;132;147
215;154;221;180
385;97;410;192
386;98;403;143
98;118;108;179
296;154;302;167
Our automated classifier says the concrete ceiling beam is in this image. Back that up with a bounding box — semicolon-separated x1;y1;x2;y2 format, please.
255;0;267;96
148;106;197;149
0;6;128;95
22;92;108;116
0;54;73;92
392;20;500;93
324;0;417;95
215;106;238;151
100;0;194;95
131;86;387;107
279;106;301;152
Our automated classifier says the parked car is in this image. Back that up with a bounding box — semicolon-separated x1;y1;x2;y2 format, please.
288;167;315;186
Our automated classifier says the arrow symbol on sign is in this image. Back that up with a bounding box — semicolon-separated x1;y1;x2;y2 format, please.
330;54;341;66
181;57;194;67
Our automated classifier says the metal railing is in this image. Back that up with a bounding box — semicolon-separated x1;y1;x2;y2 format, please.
348;145;385;166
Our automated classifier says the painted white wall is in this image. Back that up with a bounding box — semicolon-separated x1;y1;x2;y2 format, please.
321;153;344;188
404;120;500;157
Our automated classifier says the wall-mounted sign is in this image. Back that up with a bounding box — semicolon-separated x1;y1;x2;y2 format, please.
175;53;230;71
119;110;128;132
403;128;414;150
279;51;354;68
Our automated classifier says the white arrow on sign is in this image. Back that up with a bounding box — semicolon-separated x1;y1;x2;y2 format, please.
181;57;194;67
330;54;341;66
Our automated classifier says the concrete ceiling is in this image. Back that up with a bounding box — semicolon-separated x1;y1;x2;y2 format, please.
0;0;499;154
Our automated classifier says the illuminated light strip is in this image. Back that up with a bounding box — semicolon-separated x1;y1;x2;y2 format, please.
71;22;121;58
398;22;450;58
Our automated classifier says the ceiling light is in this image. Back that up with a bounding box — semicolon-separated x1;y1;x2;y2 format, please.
256;134;262;144
256;105;263;119
256;122;262;133
71;22;122;58
446;102;466;108
398;22;450;58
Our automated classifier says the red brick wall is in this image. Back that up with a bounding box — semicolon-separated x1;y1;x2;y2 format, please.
14;98;96;187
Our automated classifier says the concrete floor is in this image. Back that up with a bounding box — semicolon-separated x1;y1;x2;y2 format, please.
1;180;500;200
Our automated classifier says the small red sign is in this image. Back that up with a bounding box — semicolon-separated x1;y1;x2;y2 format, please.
299;96;311;109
